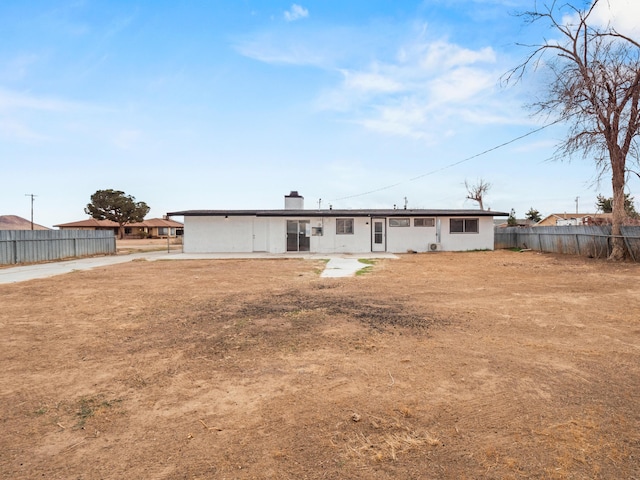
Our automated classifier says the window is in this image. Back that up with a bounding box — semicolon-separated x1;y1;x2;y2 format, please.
450;218;479;233
389;218;410;227
336;218;354;234
414;217;435;227
158;227;168;236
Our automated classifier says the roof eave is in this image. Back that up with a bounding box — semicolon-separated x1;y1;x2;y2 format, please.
167;209;509;217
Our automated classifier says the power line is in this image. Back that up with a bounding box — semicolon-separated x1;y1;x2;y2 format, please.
330;120;561;202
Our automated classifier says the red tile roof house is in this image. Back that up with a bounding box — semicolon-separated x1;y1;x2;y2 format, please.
167;192;509;254
54;217;183;239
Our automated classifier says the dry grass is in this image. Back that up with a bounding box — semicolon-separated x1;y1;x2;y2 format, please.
1;251;639;479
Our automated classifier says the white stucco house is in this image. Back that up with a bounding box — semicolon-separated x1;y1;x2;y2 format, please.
167;192;508;254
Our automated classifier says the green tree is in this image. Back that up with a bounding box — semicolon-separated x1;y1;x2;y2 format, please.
508;208;517;226
525;207;541;223
506;1;640;260
85;189;150;239
596;193;639;218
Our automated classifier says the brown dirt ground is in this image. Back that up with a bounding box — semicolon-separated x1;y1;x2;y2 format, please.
116;238;183;254
1;250;639;479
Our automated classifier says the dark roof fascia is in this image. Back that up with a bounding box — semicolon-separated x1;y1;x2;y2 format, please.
167;209;509;217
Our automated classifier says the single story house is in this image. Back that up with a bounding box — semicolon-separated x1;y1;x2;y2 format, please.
536;212;613;226
54;218;120;235
167;192;508;254
55;217;183;238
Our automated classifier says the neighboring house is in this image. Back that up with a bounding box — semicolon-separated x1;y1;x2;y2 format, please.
536;213;613;226
494;218;537;228
54;218;120;235
124;218;184;238
55;217;183;238
0;215;50;230
167;192;509;254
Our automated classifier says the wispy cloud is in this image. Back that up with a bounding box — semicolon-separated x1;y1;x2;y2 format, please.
284;4;309;22
358;101;435;140
341;70;403;94
0;118;50;141
0;87;111;143
236;18;528;141
234;32;329;66
0;54;40;82
590;0;640;37
315;35;514;140
0;88;82;112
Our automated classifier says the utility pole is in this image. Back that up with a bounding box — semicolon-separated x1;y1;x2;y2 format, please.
575;196;579;214
25;194;37;230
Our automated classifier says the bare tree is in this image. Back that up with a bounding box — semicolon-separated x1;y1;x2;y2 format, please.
465;178;491;210
505;0;640;260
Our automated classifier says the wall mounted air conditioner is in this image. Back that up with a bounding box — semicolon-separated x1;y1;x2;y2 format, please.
428;243;442;252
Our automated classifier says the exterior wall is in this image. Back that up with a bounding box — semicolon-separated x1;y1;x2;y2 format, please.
261;216;371;254
183;214;496;254
386;219;438;252
183;216;255;253
378;216;493;252
265;217;286;253
311;217;371;254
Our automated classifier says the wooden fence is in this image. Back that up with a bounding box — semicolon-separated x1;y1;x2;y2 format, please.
494;226;640;262
0;230;116;265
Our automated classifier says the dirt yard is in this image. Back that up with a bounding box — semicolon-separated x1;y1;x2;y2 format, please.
116;238;183;254
1;250;639;479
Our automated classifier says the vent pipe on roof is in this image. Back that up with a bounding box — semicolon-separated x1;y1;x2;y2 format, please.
285;191;304;210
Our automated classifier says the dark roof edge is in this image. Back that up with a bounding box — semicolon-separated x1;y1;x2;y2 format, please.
167;209;509;217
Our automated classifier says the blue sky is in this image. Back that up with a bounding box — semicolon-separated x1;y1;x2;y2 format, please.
1;0;639;227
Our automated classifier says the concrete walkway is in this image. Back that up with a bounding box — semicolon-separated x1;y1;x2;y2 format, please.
0;251;397;284
320;258;372;278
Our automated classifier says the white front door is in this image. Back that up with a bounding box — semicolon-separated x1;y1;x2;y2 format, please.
371;219;386;252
